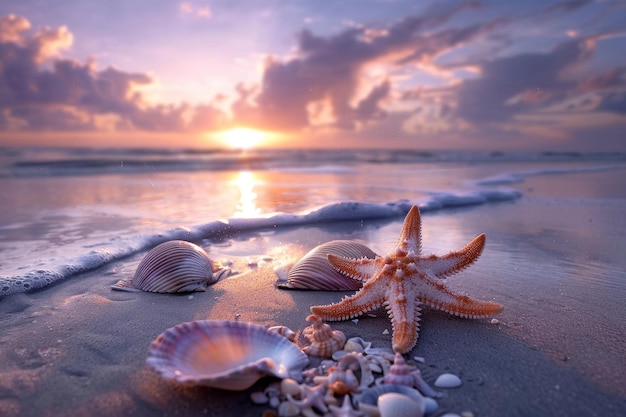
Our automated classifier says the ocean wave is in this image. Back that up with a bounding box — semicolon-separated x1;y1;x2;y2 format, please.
0;189;521;298
472;164;625;186
2;147;623;177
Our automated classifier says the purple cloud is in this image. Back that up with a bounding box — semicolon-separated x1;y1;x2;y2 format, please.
0;15;225;133
233;2;487;131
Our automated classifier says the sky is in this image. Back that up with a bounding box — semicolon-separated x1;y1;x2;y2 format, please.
0;0;625;150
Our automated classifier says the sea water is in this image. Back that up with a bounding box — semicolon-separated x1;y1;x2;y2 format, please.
0;147;624;297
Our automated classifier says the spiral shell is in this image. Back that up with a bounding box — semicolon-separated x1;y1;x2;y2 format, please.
146;320;309;390
382;353;441;398
297;314;346;358
112;240;216;293
277;240;377;291
383;353;416;386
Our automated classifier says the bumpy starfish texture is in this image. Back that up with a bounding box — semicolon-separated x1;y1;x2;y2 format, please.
310;205;502;354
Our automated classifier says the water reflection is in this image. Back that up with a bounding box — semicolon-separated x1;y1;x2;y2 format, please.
233;171;261;218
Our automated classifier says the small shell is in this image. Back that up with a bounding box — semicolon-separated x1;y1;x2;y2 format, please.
314;366;360;395
382;353;441;398
354;384;424;408
250;391;269;405
280;378;302;397
268;325;297;342
278;401;300;417
112;240;216;293
383;353;416;386
337;351;375;390
297;314;346;358
434;373;462;388
277;240;377;291
146;320;309;390
378;392;425;417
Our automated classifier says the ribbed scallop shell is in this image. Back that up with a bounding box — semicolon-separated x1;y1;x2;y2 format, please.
146;320;309;390
112;240;216;293
277;240;377;291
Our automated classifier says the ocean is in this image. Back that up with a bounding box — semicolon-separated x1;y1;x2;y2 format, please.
0;146;624;298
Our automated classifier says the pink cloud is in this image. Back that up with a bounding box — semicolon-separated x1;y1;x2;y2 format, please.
0;15;225;133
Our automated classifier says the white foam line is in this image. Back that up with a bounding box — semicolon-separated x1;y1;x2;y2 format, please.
0;189;521;298
473;164;623;186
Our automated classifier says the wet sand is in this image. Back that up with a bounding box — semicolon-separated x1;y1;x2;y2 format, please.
1;197;625;417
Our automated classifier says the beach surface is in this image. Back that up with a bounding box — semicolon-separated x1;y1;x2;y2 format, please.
1;192;625;417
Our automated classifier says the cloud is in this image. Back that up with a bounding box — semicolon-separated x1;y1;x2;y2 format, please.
180;2;211;19
0;15;225;133
453;38;595;124
232;1;496;132
1;1;625;151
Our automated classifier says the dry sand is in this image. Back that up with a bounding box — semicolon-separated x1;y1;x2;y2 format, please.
1;199;625;417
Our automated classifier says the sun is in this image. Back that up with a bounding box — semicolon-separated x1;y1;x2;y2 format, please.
217;127;267;150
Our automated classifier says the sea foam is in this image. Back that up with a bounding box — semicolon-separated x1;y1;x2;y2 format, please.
0;189;520;298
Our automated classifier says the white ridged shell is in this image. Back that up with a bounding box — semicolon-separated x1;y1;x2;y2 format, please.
146;320;309;390
112;240;216;293
278;240;377;291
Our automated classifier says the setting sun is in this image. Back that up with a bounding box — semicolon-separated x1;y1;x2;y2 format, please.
217;128;267;150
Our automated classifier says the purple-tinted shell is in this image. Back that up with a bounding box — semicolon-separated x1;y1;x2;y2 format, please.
354;384;425;408
112;240;215;293
277;240;377;291
146;320;309;390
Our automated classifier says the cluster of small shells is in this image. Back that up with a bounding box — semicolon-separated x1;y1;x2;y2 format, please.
139;240;469;416
248;315;464;417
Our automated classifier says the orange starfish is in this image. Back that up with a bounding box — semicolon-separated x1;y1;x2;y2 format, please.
310;205;502;353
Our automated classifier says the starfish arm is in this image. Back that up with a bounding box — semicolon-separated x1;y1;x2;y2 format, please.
384;281;422;353
310;281;386;321
421;233;486;278
395;205;422;255
419;280;502;319
327;255;384;282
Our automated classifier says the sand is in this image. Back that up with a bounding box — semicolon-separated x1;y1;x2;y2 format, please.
1;197;625;417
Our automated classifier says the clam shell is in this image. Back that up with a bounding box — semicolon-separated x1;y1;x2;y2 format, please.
354;384;425;408
434;373;462;388
277;240;377;291
112;240;216;293
378;392;425;417
146;320;310;390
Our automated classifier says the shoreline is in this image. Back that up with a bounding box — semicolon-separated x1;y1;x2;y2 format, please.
1;197;625;416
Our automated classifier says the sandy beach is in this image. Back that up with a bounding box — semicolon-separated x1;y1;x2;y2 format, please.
2;0;626;414
1;191;625;417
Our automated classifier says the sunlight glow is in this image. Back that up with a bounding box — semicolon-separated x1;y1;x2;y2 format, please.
233;171;261;218
217;127;267;150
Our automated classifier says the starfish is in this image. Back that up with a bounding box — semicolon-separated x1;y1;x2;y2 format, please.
310;205;502;353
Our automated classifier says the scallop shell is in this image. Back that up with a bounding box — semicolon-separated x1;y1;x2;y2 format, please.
112;240;217;293
146;320;309;390
277;240;377;291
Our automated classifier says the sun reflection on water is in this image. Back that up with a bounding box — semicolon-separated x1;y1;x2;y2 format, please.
233;171;261;218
